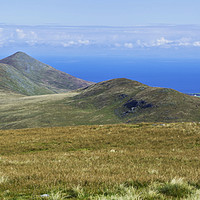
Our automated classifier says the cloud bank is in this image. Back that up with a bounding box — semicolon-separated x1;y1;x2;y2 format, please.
0;25;200;56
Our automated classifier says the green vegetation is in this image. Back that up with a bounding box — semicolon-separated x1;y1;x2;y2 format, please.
1;52;200;199
1;52;200;129
0;52;93;95
0;63;53;95
1;78;200;130
1;51;200;199
1;123;200;199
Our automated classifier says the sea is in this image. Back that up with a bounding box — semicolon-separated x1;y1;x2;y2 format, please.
38;56;200;94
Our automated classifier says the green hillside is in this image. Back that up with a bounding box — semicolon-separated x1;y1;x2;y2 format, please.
74;78;200;122
0;63;53;95
0;52;93;95
1;78;200;130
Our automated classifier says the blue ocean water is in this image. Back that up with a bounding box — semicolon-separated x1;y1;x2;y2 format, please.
38;56;200;93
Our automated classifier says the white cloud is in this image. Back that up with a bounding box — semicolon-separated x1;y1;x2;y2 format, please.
124;43;133;48
136;40;147;48
62;40;90;47
135;37;196;48
114;43;121;47
62;43;69;47
152;37;172;47
135;38;173;48
176;37;191;46
136;40;141;46
78;39;90;45
177;42;190;46
62;41;76;47
193;41;200;47
0;25;200;51
25;31;39;46
30;31;37;38
16;29;26;39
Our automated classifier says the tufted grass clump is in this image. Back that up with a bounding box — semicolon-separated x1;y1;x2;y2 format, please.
157;178;192;198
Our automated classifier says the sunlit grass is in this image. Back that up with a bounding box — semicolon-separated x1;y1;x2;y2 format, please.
0;173;8;184
0;122;200;199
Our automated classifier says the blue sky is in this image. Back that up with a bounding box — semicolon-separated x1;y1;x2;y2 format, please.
0;0;200;58
0;0;200;26
0;1;200;92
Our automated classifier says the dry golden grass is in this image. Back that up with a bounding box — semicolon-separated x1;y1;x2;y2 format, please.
1;122;200;199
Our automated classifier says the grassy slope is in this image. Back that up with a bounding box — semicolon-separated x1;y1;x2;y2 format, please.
0;63;54;95
0;91;121;130
74;78;200;123
1;78;200;130
1;123;200;199
0;91;81;129
0;52;93;95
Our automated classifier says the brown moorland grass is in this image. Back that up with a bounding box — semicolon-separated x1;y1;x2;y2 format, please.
1;123;200;199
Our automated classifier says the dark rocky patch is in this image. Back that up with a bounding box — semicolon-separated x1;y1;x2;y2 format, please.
115;99;154;118
118;94;128;99
124;99;153;110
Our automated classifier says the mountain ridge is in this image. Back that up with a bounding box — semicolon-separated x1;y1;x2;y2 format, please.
0;52;200;129
72;78;200;123
1;77;200;129
0;52;93;95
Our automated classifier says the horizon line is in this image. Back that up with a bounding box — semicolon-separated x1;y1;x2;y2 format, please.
0;23;200;28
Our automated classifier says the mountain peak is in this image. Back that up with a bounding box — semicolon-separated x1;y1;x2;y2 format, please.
0;51;48;73
0;52;93;95
0;51;37;65
12;51;29;57
14;51;27;55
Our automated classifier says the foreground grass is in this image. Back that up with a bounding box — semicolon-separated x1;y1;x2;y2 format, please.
0;122;200;199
